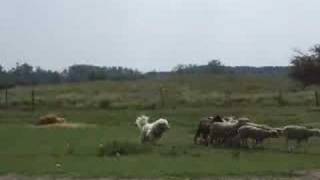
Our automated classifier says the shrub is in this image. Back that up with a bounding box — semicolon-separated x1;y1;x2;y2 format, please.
99;99;111;109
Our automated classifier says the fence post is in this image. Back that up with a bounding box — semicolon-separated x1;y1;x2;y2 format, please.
0;89;2;106
315;91;319;107
224;91;232;106
31;87;35;111
5;87;8;108
159;87;165;108
277;90;286;106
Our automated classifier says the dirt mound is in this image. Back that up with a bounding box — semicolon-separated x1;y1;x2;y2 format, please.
34;114;95;128
32;122;95;129
36;114;66;125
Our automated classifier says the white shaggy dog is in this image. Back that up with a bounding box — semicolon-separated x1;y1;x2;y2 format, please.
135;115;170;143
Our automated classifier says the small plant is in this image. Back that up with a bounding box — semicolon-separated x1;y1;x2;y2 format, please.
65;143;75;156
99;99;111;109
231;150;240;160
97;143;105;157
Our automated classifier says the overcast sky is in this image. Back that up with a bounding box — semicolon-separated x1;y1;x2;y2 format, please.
1;0;320;72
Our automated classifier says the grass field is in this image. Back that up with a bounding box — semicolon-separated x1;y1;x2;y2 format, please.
1;106;320;178
1;75;320;179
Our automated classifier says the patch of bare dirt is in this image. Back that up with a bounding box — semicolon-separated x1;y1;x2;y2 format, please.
30;122;96;129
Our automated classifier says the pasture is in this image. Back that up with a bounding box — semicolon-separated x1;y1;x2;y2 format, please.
1;75;320;179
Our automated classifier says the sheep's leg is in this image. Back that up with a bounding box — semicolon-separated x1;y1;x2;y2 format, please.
204;134;209;146
255;139;261;149
141;131;148;144
286;138;292;153
296;140;302;149
194;129;201;144
259;139;265;149
303;139;309;153
241;138;248;148
251;139;258;149
245;139;249;148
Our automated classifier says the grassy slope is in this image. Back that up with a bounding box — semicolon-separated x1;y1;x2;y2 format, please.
6;74;315;109
1;75;320;178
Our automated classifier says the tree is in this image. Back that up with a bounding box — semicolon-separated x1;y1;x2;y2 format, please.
290;44;320;87
207;59;224;73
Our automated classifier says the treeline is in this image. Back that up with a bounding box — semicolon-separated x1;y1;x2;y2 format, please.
0;60;290;88
0;63;143;87
173;60;289;76
290;45;320;87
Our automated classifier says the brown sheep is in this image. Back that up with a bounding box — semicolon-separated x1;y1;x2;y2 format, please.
208;118;250;145
194;115;223;145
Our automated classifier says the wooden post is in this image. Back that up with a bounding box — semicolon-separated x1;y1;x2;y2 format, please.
315;91;319;107
31;87;35;111
0;89;2;106
159;87;165;108
5;87;8;108
278;90;284;106
224;91;232;106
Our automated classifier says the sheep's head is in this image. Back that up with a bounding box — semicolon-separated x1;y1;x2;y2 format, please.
311;129;320;137
274;128;284;136
135;115;149;129
223;116;236;122
270;130;279;138
208;115;223;122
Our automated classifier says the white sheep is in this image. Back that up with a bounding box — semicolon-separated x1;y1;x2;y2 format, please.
238;125;279;147
283;125;320;151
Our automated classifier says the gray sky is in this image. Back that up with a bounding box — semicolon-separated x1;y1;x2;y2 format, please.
1;0;320;72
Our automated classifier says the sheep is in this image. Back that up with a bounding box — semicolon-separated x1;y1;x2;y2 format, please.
222;116;237;122
246;122;273;131
194;115;223;145
238;125;279;148
208;118;250;146
135;115;170;144
282;125;320;151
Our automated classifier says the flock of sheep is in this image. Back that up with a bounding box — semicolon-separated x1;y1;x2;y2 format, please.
194;115;320;150
135;114;320;151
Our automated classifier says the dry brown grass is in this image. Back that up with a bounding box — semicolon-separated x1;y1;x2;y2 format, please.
31;122;96;128
31;122;96;129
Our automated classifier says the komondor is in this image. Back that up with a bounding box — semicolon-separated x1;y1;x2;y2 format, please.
135;115;170;144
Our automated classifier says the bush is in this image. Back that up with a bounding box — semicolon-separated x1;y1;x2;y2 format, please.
98;141;152;157
99;99;111;109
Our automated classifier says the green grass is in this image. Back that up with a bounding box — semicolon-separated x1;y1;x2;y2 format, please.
1;106;320;178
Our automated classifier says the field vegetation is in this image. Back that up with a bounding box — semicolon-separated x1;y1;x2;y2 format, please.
1;74;320;178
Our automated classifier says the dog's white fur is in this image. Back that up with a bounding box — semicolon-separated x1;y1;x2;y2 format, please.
135;115;170;143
